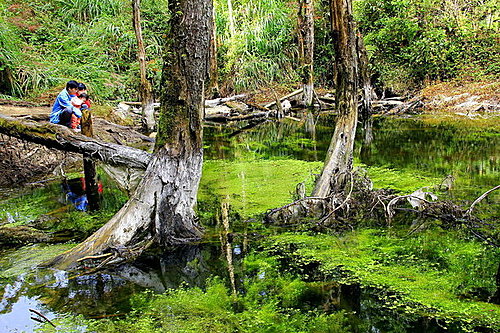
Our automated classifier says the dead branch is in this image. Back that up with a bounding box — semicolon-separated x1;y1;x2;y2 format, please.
264;88;303;109
205;94;246;107
466;185;500;216
29;309;56;328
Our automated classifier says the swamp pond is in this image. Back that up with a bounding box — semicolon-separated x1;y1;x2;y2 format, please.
0;115;499;332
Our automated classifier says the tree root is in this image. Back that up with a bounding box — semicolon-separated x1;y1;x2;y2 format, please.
265;171;499;247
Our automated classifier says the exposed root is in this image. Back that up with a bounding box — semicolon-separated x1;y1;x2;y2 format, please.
265;172;499;246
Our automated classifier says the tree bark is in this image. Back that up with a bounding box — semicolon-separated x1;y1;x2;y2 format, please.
312;0;358;197
81;109;100;211
356;30;372;126
132;0;155;133
0;114;152;169
49;0;212;268
298;0;315;106
207;7;220;99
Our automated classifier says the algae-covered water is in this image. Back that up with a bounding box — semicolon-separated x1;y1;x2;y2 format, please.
0;115;498;332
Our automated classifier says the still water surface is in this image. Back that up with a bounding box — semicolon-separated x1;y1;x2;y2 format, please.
0;116;498;332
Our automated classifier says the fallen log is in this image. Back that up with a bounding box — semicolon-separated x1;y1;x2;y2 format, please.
205;94;246;107
205;110;273;123
0;114;152;169
264;88;303;109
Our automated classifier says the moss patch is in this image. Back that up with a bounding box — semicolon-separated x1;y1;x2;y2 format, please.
200;159;322;217
266;229;500;331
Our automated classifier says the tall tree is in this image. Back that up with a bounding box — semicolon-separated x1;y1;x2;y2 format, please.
312;0;358;197
207;7;220;98
132;0;155;132
50;0;213;268
297;0;315;106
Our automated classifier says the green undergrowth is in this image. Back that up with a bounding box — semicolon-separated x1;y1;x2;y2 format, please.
39;277;352;333
265;229;500;331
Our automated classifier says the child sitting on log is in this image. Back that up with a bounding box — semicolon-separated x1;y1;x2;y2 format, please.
69;93;89;130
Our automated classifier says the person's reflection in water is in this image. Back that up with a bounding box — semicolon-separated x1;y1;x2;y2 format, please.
62;178;102;211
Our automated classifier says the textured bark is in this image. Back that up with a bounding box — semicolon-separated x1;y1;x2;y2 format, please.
298;0;315;106
356;31;372;124
81;109;100;211
312;0;358;197
0;113;152;169
49;0;212;268
132;0;155;132
207;8;220;98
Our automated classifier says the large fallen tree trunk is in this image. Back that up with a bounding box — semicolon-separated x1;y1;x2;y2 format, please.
0;114;152;169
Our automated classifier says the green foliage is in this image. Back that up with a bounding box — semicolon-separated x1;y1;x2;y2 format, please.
83;278;352;333
54;0;125;23
0;0;164;102
266;229;500;331
355;0;500;92
215;0;298;92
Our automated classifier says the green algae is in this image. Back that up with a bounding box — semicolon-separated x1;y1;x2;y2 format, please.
265;229;500;331
0;243;75;279
45;277;352;333
199;158;445;220
200;159;322;217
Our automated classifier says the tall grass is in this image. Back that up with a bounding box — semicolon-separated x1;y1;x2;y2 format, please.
215;0;298;92
54;0;126;22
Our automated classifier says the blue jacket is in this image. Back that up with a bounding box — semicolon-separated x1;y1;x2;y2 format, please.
50;89;73;123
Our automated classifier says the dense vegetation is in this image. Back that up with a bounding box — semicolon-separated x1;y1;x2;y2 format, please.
0;0;498;102
0;0;498;332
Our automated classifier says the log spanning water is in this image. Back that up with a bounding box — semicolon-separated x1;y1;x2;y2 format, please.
0;113;152;170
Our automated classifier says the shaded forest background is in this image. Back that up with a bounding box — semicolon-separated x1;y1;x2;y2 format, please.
0;0;498;103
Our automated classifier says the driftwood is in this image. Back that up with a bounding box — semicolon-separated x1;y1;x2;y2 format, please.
205;94;246;107
0;114;151;169
120;94;247;109
264;88;303;109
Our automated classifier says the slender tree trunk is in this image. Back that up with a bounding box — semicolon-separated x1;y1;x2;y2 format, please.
132;0;155;133
356;31;372;125
298;0;315;106
312;0;358;197
81;109;100;211
227;0;235;38
207;7;220;99
49;0;212;268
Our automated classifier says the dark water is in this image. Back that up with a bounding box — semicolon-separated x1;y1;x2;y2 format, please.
0;115;498;332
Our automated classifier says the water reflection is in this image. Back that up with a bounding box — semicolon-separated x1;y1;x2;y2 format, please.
204;116;499;197
0;115;498;331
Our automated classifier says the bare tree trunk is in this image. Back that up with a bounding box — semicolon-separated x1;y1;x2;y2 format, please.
207;7;220;99
132;0;155;133
227;0;236;38
49;0;212;268
356;30;372;128
81;109;100;211
312;0;358;197
298;0;315;106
